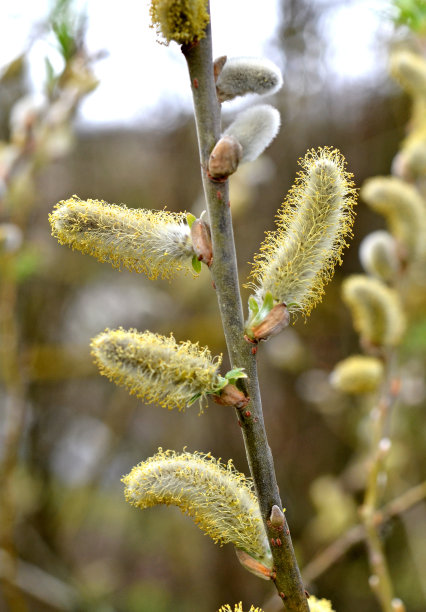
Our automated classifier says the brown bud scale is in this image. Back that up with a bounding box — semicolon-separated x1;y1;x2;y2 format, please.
191;219;213;266
212;383;249;409
252;303;290;341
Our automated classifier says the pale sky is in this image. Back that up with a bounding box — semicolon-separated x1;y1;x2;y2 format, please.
0;0;394;127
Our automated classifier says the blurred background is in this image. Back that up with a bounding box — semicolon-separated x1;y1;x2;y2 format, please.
0;0;425;611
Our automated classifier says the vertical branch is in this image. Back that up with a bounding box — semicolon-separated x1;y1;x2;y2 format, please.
360;352;401;612
182;7;309;611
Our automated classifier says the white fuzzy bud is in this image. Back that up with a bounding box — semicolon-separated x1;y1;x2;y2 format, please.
216;57;283;102
359;230;400;282
224;105;281;163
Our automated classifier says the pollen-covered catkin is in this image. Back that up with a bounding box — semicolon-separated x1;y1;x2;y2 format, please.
361;177;426;260
91;329;222;410
149;0;209;45
224;105;281;163
218;604;264;612
248;147;356;317
342;275;406;347
216;57;283;102
390;50;426;97
49;196;194;279
330;355;384;394
307;597;336;612
122;449;272;568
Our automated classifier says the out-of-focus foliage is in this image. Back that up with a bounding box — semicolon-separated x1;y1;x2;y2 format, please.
393;0;426;33
0;1;425;611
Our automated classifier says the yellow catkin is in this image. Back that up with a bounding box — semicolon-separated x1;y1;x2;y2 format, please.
91;328;221;410
390;49;426;98
342;275;406;347
308;596;336;612
49;196;194;279
247;147;356;317
123;449;272;568
218;604;263;612
330;355;384;394
361;177;426;260
149;0;209;45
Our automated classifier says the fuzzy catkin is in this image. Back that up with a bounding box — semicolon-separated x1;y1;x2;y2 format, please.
248;147;356;317
342;275;406;347
49;196;194;279
361;177;426;260
224;105;281;163
91;329;221;410
390;50;426;97
330;355;384;394
359;230;399;282
149;0;209;44
307;597;336;612
216;57;283;102
218;605;263;612
123;449;272;567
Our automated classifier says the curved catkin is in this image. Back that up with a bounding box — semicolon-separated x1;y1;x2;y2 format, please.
123;449;272;567
91;329;221;410
216;57;283;102
49;196;194;280
330;355;384;394
361;177;426;260
342;275;406;347
359;230;400;282
149;0;209;45
247;147;356;317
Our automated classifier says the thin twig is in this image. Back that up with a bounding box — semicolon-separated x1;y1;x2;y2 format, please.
181;6;308;610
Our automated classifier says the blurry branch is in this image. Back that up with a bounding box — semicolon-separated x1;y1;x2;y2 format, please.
302;479;426;584
0;548;78;611
0;0;98;607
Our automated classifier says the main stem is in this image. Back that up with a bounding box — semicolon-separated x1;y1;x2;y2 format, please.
182;13;308;612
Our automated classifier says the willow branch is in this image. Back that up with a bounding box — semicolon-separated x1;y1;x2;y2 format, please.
181;8;308;611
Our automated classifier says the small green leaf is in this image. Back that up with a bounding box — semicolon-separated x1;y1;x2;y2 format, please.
186;213;196;228
191;255;201;274
248;296;259;316
225;368;247;382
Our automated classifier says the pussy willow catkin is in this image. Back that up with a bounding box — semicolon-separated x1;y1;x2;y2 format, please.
330;355;384;394
123;449;272;568
91;329;221;410
248;147;356;317
49;196;194;279
342;275;406;348
218;604;263;612
149;0;209;44
216;56;283;102
361;177;426;260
